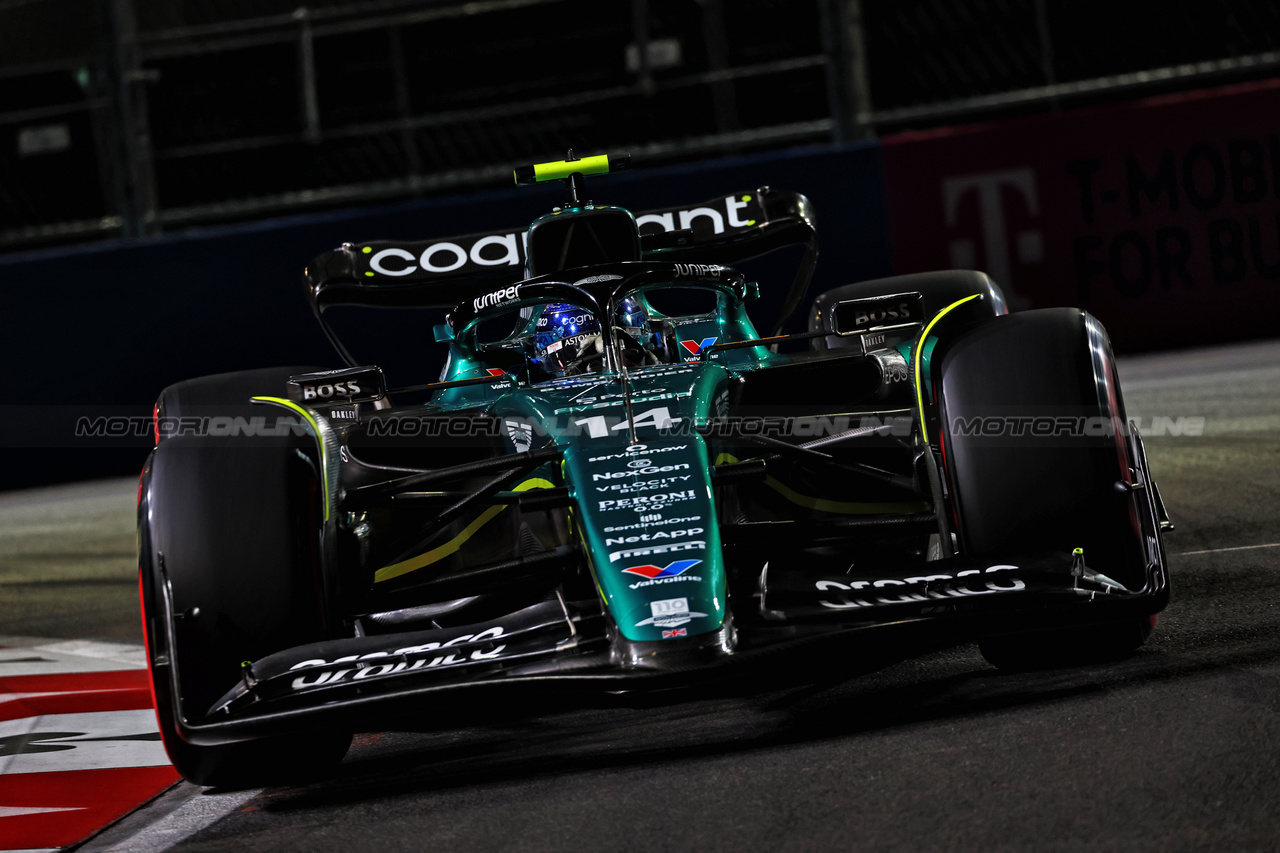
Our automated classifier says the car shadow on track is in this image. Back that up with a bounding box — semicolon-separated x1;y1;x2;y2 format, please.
217;607;1280;814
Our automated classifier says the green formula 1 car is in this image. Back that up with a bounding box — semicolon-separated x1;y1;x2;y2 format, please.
138;153;1172;786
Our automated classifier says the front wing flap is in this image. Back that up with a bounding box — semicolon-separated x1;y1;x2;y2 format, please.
208;600;587;718
760;548;1163;627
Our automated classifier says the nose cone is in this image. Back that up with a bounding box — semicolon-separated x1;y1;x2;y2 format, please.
561;435;726;645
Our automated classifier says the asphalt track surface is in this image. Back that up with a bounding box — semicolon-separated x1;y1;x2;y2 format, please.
3;338;1279;852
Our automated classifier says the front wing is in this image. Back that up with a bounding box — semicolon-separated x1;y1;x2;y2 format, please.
161;541;1168;746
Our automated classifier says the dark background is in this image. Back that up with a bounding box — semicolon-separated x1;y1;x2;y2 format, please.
5;0;1278;249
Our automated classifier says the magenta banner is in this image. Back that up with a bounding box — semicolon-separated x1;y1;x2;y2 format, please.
880;79;1280;351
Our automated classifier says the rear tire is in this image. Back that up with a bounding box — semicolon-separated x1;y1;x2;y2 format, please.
809;269;1008;349
153;365;327;438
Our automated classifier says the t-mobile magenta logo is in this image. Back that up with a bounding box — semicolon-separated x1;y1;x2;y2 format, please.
943;169;1042;306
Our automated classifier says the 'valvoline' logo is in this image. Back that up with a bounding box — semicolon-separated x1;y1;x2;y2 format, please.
622;559;701;579
679;337;717;357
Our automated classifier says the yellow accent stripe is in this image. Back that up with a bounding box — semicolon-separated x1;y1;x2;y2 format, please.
914;294;981;445
373;477;555;583
759;475;929;515
533;155;611;182
573;519;610;606
251;396;331;522
714;453;925;515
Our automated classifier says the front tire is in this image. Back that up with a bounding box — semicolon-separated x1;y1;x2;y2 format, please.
936;308;1161;670
977;616;1155;672
139;367;350;786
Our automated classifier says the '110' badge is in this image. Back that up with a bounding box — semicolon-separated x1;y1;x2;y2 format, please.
636;597;706;630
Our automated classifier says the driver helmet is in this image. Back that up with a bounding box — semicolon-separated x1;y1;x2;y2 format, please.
614;296;658;355
533;298;655;377
534;303;602;377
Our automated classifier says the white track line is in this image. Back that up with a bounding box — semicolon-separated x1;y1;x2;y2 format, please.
1173;543;1280;557
78;784;260;853
0;638;259;853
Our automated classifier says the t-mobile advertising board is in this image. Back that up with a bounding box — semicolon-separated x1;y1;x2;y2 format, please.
880;79;1280;351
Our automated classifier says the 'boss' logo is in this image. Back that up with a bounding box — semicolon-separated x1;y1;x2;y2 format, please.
852;302;912;326
302;381;362;400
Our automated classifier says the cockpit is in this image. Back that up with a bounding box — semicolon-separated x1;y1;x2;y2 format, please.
460;277;732;382
531;298;663;377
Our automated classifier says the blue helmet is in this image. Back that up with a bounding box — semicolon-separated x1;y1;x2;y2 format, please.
533;304;602;376
532;298;652;377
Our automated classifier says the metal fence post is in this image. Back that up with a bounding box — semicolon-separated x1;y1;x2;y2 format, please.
296;6;322;144
1034;0;1059;109
388;25;423;184
105;0;158;237
701;0;740;136
821;0;873;142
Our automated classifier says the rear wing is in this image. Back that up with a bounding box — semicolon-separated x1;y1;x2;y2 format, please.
304;187;817;364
